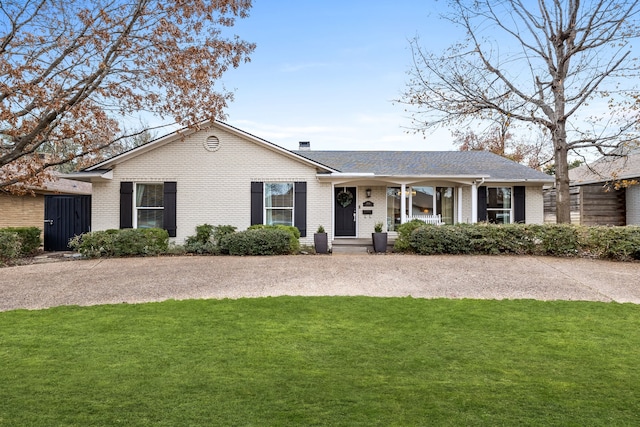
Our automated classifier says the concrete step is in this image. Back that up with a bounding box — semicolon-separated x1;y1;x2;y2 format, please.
331;237;395;254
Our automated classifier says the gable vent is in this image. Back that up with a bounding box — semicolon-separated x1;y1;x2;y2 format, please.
204;135;220;152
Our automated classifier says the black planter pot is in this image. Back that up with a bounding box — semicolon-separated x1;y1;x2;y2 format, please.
314;232;328;254
372;232;388;253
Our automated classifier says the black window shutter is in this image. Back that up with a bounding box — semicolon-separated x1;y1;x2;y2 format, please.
294;182;307;237
251;182;263;225
120;182;133;229
514;186;526;223
163;182;177;237
477;185;487;222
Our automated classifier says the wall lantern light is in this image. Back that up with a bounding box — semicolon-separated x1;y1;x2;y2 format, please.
365;188;372;198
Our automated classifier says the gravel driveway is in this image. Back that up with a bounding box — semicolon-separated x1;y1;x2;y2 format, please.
1;254;639;311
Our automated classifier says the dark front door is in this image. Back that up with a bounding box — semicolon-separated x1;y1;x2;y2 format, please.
334;187;356;237
44;195;91;251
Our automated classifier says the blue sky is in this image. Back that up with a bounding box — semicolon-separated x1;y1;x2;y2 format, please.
218;1;459;151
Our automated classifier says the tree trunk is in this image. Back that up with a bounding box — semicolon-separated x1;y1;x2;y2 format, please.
554;141;571;224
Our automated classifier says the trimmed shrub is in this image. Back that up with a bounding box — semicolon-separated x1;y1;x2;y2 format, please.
1;227;41;256
223;227;292;256
248;224;300;253
394;219;428;253
111;228;169;256
0;231;21;264
466;223;536;255
185;224;237;255
69;230;115;258
394;223;640;261
410;224;471;255
584;226;640;261
536;224;581;257
212;225;237;254
69;228;169;258
185;224;217;254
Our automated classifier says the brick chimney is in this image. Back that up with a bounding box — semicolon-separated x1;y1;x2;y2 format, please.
298;141;310;151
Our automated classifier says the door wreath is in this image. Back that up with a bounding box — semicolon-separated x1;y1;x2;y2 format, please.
336;190;354;207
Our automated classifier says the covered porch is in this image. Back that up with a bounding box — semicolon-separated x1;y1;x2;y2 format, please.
318;174;489;240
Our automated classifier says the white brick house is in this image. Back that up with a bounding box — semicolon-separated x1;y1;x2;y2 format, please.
71;121;554;246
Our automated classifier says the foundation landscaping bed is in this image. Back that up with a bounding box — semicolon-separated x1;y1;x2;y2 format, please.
393;221;640;261
62;222;640;261
2;223;640;266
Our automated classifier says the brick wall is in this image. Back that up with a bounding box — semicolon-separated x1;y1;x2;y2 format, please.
91;124;334;245
0;193;44;229
356;185;387;235
525;186;545;224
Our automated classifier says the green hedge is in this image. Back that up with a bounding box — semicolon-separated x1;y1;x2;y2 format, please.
221;227;293;256
182;224;299;256
396;223;640;261
247;224;301;254
0;231;21;264
69;228;169;258
0;227;41;262
184;224;237;255
585;226;640;260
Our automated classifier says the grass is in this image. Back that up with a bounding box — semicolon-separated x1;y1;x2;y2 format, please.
1;297;639;426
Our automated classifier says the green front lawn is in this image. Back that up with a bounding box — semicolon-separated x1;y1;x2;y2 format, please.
1;297;639;426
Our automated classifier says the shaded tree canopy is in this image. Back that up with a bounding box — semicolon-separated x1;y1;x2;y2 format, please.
400;0;640;223
0;0;254;192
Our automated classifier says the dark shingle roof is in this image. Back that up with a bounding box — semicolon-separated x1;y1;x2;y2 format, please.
570;152;640;184
293;150;553;181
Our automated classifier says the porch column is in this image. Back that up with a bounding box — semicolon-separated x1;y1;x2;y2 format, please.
457;187;463;224
471;182;478;223
400;183;407;224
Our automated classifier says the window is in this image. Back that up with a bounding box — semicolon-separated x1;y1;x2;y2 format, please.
487;187;511;224
387;186;457;229
412;186;435;216
135;183;164;228
436;187;455;225
265;182;294;226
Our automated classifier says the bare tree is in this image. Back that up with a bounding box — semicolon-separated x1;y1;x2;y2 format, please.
453;115;553;170
400;0;640;223
0;0;254;192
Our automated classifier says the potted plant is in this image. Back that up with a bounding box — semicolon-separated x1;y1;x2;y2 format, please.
372;221;387;253
314;225;329;254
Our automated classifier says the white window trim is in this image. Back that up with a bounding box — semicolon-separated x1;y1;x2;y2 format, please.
133;182;164;229
263;182;295;226
486;186;513;224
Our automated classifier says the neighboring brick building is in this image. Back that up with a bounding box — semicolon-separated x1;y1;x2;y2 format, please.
71;121;553;247
0;177;91;230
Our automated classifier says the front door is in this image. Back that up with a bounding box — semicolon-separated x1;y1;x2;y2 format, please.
44;195;91;251
334;187;356;237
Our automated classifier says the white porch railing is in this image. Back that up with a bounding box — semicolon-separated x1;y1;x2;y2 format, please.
408;214;444;225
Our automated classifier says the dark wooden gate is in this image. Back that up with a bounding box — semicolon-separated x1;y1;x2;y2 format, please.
44;195;91;251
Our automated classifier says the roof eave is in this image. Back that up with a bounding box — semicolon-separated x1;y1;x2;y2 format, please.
60;170;113;182
317;173;553;184
571;173;640;186
484;178;555;184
